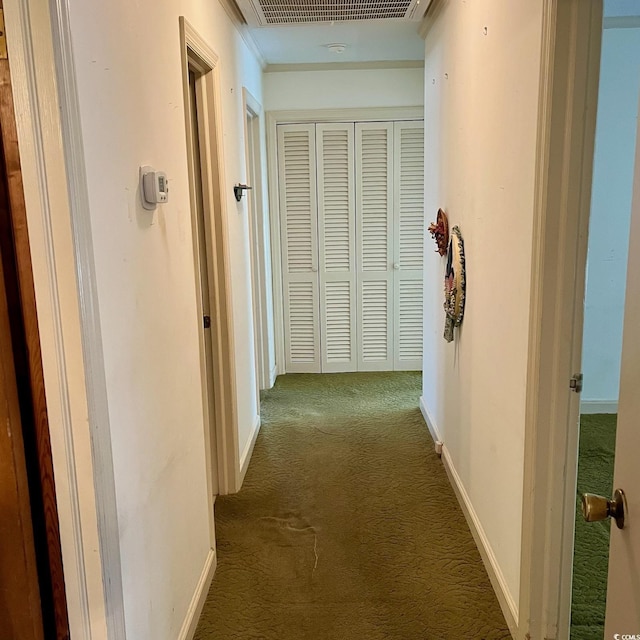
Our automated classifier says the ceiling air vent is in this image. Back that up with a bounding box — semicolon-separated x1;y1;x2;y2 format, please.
235;0;427;26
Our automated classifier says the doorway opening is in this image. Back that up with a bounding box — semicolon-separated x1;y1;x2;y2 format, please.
243;89;272;397
570;14;640;639
521;1;640;637
187;61;219;499
180;18;240;499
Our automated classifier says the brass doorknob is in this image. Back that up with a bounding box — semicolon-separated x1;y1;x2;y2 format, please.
581;489;626;530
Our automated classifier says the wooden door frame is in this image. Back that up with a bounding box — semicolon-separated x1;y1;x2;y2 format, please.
0;11;70;635
519;2;603;639
0;149;45;639
4;0;122;637
266;106;424;375
180;18;241;498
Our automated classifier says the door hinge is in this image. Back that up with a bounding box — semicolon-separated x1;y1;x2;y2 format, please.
570;373;583;393
203;315;211;329
0;10;7;60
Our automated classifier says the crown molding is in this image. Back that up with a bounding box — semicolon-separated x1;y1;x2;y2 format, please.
419;0;446;39
265;59;424;73
218;0;267;69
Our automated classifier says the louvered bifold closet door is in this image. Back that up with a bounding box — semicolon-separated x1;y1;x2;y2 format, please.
278;124;321;373
356;122;394;371
393;121;424;370
317;124;357;372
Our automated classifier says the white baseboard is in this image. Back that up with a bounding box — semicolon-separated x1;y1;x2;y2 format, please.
580;400;618;414
178;547;217;640
419;395;442;444
239;415;261;486
418;396;518;637
269;365;278;388
441;446;519;637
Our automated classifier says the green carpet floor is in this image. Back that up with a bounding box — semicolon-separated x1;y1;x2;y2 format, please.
570;414;617;640
194;372;511;639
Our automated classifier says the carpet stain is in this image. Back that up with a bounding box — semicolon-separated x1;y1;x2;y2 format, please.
194;372;511;640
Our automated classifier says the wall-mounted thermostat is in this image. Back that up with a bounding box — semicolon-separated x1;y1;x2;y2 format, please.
140;165;169;210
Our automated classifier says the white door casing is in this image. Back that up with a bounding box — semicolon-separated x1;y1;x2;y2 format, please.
179;18;241;499
187;66;219;497
515;2;640;639
243;88;273;392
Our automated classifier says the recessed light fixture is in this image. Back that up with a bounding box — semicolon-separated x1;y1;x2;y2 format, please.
326;43;347;54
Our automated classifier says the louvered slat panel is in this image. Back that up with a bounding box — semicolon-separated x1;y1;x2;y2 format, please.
398;126;424;270
318;126;352;272
397;280;423;364
361;280;390;362
393;121;424;371
324;281;353;363
359;127;392;272
317;124;356;372
282;128;315;273
278;124;320;373
288;281;318;364
356;123;393;371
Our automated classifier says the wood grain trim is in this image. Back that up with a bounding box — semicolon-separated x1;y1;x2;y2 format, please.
0;3;70;635
0;215;44;640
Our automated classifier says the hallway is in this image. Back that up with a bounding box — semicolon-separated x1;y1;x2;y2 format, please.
194;373;510;639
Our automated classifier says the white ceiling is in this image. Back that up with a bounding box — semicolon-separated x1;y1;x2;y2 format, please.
248;20;425;65
242;0;639;68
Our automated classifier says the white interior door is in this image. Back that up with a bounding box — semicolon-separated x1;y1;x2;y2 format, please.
278;124;321;373
316;123;357;372
393;121;424;371
277;119;425;375
356;122;394;371
604;96;640;638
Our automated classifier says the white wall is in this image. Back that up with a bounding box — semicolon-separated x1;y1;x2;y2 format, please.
582;26;640;410
605;0;640;18
264;67;424;111
422;0;544;616
66;0;264;637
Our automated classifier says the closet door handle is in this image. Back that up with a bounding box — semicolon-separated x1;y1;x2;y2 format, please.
393;263;400;270
311;266;318;272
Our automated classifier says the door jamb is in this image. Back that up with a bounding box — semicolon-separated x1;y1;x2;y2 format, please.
179;17;241;498
242;87;272;393
519;2;603;638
